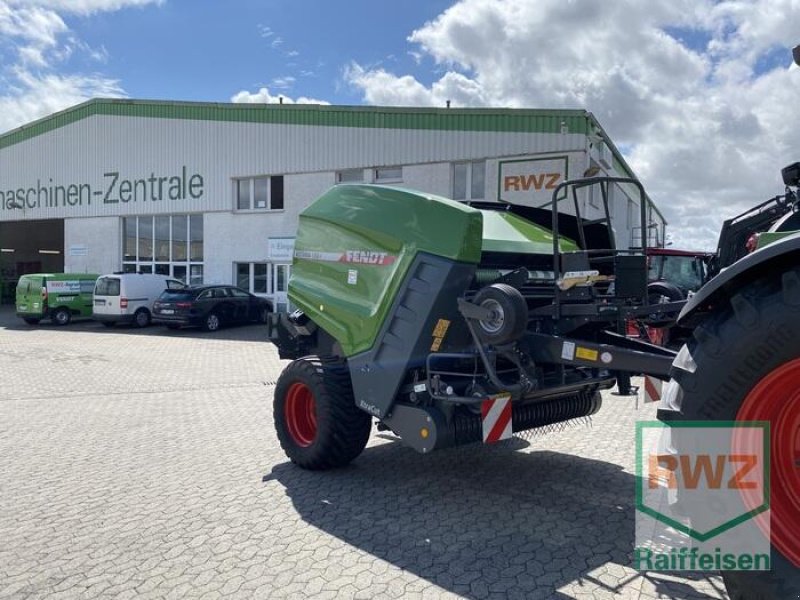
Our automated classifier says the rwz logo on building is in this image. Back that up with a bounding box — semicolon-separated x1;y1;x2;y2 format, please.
635;421;771;571
503;173;561;192
497;156;568;208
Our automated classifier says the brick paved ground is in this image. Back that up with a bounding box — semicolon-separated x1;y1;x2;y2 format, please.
0;307;728;599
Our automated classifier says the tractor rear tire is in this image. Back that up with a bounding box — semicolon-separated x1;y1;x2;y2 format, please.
664;269;800;599
274;356;372;470
473;283;528;345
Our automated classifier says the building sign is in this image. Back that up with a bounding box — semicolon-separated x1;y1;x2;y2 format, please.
0;166;204;212
498;156;568;207
69;244;88;257
269;237;295;262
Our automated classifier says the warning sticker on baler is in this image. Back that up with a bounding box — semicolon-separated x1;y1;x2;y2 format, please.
481;393;512;443
575;347;599;361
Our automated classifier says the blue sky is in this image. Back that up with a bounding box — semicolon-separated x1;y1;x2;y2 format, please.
1;0;799;249
65;0;454;104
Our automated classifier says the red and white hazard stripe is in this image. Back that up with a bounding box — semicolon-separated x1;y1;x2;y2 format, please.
644;375;663;403
481;394;512;443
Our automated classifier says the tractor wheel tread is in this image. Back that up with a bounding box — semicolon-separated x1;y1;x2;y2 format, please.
730;294;758;328
782;270;800;306
665;268;800;598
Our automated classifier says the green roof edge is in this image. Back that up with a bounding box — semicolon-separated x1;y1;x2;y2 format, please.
0;98;591;150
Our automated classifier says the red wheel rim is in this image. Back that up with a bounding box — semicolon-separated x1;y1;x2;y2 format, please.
284;382;317;447
737;358;800;567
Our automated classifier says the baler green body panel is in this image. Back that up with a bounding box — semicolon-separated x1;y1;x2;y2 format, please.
289;185;484;356
481;211;578;254
289;184;577;357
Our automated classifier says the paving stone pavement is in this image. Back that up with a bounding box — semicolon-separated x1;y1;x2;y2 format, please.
0;307;729;599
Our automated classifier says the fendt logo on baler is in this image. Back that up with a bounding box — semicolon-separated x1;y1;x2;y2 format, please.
341;250;396;266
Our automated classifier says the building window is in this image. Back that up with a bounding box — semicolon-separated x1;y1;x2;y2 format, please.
452;161;485;200
374;166;402;183
234;262;291;311
236;262;270;294
235;175;284;211
336;169;363;184
588;185;599;209
122;214;204;284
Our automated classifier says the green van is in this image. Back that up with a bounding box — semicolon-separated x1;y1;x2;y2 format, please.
16;273;99;326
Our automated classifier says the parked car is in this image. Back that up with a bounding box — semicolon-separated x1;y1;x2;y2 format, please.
152;285;272;331
16;273;99;326
93;273;186;328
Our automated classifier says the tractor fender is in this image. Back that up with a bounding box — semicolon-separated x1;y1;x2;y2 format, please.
678;231;800;327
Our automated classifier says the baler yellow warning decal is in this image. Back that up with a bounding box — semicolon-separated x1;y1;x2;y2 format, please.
575;346;599;361
430;318;451;352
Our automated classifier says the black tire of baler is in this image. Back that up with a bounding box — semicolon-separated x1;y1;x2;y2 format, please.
648;281;685;303
647;281;685;326
273;356;372;470
473;283;528;345
665;268;800;599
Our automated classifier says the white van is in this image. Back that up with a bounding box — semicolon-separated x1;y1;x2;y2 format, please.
93;273;185;328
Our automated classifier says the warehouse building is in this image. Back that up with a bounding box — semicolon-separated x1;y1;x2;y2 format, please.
0;99;665;309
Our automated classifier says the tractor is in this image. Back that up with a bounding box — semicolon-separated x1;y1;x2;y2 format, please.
656;161;800;598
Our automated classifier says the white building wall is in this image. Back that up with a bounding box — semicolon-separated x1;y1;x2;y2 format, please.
0;115;589;222
203;172;331;284
63;216;119;274
400;163;451;198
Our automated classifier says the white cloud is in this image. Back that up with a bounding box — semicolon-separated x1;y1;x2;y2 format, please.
0;3;67;64
8;0;162;15
0;0;157;134
344;63;487;108
345;0;800;249
0;72;123;131
270;76;296;90
231;86;329;105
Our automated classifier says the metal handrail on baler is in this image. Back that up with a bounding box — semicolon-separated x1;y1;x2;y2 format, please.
549;176;649;319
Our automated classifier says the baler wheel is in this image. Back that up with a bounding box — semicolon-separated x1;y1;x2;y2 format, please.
274;356;372;470
473;283;528;345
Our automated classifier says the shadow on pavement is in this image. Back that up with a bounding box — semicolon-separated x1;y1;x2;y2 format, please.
264;440;724;599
